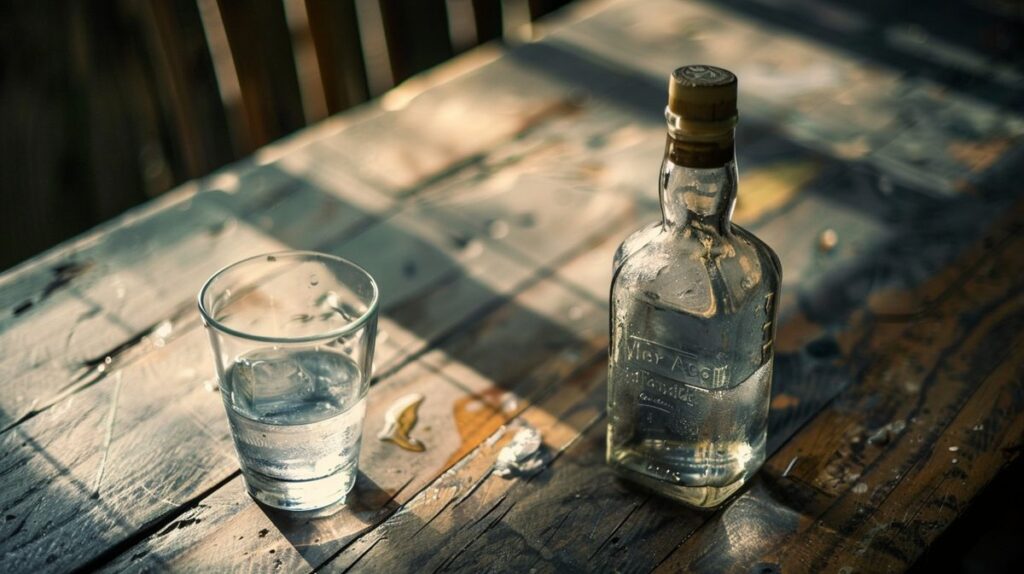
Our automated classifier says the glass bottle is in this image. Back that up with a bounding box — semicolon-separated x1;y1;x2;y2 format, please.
607;65;781;508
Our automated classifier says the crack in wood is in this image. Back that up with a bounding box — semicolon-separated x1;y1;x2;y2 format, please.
434;497;515;573
0;300;197;438
588;495;650;560
451;467;493;508
91;372;124;498
70;470;240;574
334;536;383;574
412;496;457;538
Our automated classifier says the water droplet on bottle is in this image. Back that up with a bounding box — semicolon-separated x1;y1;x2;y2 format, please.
309;274;319;286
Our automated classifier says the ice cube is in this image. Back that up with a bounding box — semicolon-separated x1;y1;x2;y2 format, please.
230;349;315;416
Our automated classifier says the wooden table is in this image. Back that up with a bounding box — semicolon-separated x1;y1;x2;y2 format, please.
3;0;1023;571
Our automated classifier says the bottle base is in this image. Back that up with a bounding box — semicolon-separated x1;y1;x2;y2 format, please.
610;464;747;508
241;465;356;516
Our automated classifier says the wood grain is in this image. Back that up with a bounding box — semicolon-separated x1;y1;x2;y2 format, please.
102;243;613;572
304;0;369;114
0;35;662;569
553;0;1024;196
312;178;882;572
0;40;598;434
138;0;234;178
378;0;454;84
652;204;1024;573
2;0;1023;572
216;0;306;149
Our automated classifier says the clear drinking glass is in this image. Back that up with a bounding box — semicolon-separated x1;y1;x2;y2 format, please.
198;251;378;513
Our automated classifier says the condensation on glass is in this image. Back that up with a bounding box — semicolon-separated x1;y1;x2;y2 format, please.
607;66;782;507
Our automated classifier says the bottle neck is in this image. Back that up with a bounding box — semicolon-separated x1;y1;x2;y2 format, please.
659;134;737;235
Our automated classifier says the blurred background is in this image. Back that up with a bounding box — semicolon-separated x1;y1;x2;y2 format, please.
0;0;574;271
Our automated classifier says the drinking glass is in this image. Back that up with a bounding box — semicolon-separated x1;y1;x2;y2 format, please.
198;251;378;513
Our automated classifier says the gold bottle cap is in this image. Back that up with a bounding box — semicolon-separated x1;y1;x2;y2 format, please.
666;65;737;137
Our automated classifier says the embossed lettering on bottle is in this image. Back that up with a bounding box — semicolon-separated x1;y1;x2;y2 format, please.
606;66;782;508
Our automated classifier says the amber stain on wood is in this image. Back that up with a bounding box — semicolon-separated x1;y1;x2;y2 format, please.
448;388;515;467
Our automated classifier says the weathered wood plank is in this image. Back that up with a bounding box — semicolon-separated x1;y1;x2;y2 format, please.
216;0;306;149
105;17;1024;568
378;0;453;84
315;196;1024;574
316;49;587;197
0;161;392;433
649;203;1024;572
5;1;1022;572
138;0;235;178
1;49;664;569
0;202;532;572
0;42;593;432
552;0;1024;196
310;211;835;573
326;359;610;574
101;241;616;572
472;0;503;44
304;0;369;114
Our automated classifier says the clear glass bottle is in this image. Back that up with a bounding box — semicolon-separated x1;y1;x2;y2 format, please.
607;66;781;508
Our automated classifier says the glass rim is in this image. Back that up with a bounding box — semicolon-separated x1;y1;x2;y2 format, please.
197;250;380;344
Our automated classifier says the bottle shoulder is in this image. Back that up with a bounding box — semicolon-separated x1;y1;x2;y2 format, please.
613;220;662;275
612;224;780;317
732;224;782;282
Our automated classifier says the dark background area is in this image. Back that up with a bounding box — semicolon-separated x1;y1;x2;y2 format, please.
911;457;1024;574
0;0;573;271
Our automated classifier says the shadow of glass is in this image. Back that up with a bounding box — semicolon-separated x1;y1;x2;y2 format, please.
256;471;407;566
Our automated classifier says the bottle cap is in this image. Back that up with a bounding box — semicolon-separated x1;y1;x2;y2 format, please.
666;65;737;136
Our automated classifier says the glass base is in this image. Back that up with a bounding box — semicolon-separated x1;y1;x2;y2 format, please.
242;465;356;515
